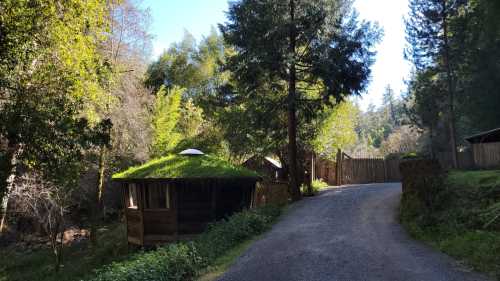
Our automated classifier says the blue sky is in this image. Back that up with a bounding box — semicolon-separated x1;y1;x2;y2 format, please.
143;0;411;110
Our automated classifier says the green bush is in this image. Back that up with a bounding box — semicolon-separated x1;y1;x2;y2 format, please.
88;243;201;281
86;206;282;281
301;179;329;196
195;206;281;263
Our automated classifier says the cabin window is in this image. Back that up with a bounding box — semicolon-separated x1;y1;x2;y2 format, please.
145;183;170;209
128;183;138;209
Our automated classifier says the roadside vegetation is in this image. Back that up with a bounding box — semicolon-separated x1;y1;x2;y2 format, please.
0;223;129;281
401;169;500;280
301;179;330;196
86;206;282;281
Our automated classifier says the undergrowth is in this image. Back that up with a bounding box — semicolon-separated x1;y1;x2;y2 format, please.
401;169;500;279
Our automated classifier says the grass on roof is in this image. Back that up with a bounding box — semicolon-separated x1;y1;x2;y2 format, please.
112;154;259;179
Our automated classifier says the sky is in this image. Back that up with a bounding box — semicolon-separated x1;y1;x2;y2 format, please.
143;0;411;110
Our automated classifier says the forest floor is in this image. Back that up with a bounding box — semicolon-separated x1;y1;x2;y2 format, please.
219;183;492;281
0;223;130;281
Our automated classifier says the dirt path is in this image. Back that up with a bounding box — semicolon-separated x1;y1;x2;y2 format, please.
219;183;492;281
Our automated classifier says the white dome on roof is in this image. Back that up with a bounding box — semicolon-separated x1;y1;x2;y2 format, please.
179;148;205;155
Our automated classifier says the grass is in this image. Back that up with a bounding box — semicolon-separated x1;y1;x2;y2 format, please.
113;154;259;179
0;223;130;281
447;169;500;187
401;169;500;279
196;238;256;281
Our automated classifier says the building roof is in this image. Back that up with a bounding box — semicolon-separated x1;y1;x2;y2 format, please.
113;154;259;180
465;127;500;144
264;157;282;169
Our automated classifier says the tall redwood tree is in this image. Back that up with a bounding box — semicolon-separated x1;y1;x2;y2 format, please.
220;0;380;200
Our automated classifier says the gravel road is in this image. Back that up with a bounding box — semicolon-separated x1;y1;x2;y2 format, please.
219;183;492;281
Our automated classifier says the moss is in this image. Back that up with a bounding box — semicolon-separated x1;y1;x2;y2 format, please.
112;154;259;179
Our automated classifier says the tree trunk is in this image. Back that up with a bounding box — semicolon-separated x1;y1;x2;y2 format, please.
442;0;458;169
90;146;107;248
0;144;21;234
49;215;63;272
287;0;301;201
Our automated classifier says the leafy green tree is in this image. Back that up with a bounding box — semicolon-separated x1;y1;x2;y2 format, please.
0;0;111;270
313;101;359;160
151;86;183;157
220;0;381;200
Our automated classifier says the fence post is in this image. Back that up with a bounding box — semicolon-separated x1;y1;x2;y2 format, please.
336;149;342;186
383;159;388;182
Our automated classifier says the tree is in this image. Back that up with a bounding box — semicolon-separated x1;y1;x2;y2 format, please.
404;69;446;157
452;0;500;134
151;86;183;157
383;85;399;126
220;0;381;200
405;0;465;168
87;0;154;248
313;101;359;160
0;0;111;270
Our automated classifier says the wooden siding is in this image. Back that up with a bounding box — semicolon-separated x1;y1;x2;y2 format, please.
254;181;289;207
473;142;500;168
125;209;143;244
122;178;257;245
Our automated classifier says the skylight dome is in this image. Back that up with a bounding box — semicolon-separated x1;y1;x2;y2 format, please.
179;148;204;155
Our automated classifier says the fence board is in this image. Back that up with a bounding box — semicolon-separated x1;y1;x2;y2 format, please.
314;156;402;185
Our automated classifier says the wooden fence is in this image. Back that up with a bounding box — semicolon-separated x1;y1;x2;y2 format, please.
313;152;401;185
436;142;500;170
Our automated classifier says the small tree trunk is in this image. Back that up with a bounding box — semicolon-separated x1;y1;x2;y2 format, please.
90;146;107;248
0;144;21;234
287;0;301;201
442;0;458;169
49;216;63;272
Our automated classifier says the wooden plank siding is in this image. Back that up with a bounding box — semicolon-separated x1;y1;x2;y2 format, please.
472;142;500;169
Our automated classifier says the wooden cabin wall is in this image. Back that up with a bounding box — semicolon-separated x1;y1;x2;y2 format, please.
215;181;254;220
122;178;258;244
176;179;256;234
177;181;213;234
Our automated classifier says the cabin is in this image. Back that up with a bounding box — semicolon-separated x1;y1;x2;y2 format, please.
465;127;500;168
113;149;260;246
243;155;285;181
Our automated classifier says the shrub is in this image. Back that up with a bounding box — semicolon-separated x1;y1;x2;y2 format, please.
88;243;201;281
86;206;282;281
195;206;281;264
301;179;329;196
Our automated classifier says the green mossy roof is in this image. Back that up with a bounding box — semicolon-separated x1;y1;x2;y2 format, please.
112;154;259;180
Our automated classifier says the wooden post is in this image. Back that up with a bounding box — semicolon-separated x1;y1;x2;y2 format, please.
383;159;388;182
311;152;315;183
336;149;342;186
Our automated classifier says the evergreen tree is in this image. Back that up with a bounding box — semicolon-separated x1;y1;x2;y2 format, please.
220;0;380;200
405;0;465;167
